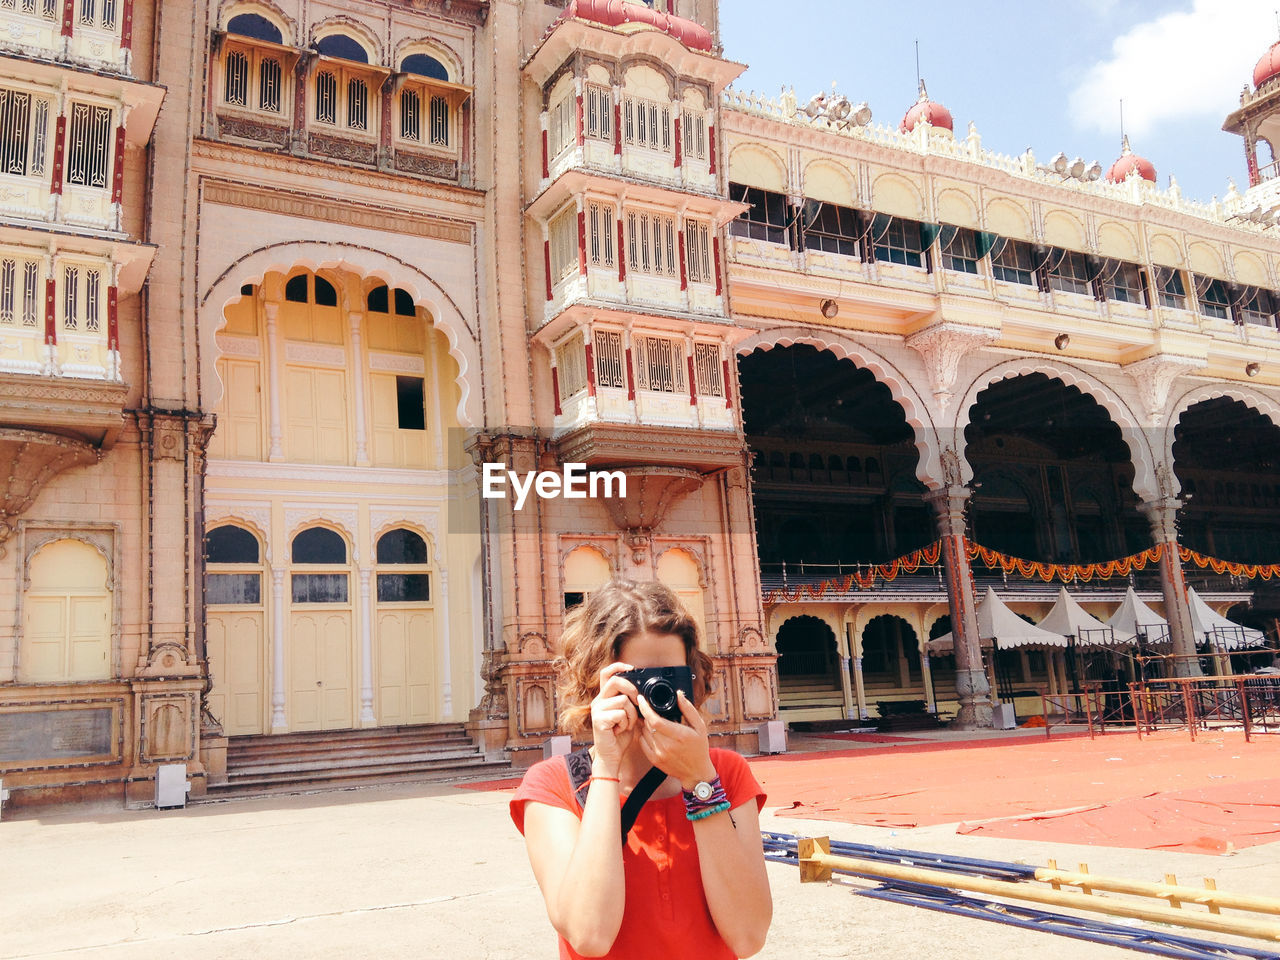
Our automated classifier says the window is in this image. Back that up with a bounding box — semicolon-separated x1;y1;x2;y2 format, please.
291;526;348;603
400;56;456;151
623;96;671;152
586;85;612;141
801;201;859;257
683;110;707;160
346;77;368;130
221;43;284;114
226;12;283;44
396;376;425;431
66;102;112;188
0;88;50;179
991;239;1035;285
429;95;449;146
376;528;430;603
685;219;713;283
313;67;374;133
729;184;789;245
1105;261;1146;305
548;94;574;158
634;334;685;393
77;0;116;30
1155;267;1186;309
1;0;59;20
1239;287;1276;327
315;70;336;123
941;227;980;274
693;342;723;397
1049;250;1092;296
315;34;368;63
556;333;587;400
285;274;308;302
206;526;260;564
1195;275;1230;320
367;285;416;316
549;207;578;283
626;210;677;277
224;50;249;106
400;89;421;141
292;527;346;564
588;202;616;268
0;255;41;327
60;264;103;332
402;54;449;81
871;215;922;268
205;525;262;606
594;330;625;389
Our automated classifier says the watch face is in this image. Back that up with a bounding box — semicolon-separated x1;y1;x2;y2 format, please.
693;781;714;801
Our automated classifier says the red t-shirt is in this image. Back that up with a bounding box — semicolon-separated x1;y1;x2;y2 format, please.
510;748;766;960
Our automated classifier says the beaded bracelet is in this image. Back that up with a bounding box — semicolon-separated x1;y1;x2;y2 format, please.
687;800;731;822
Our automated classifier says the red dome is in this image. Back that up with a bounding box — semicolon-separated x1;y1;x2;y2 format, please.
560;0;713;52
1254;40;1280;88
1105;138;1156;183
900;83;953;133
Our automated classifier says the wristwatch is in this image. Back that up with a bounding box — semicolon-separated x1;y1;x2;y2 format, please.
690;779;716;802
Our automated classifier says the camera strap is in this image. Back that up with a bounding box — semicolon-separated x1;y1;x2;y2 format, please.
567;747;670;843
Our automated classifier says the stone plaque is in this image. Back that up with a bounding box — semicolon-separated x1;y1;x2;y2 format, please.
0;708;115;764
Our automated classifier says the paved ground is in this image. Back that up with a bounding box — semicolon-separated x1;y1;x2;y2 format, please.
3;732;1278;960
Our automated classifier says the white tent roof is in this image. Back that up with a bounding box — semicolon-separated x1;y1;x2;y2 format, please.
928;588;1069;654
1187;588;1267;650
1106;587;1168;644
1037;588;1116;646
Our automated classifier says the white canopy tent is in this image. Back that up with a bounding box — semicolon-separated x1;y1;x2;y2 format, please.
928;587;1069;654
1187;588;1267;650
1037;588;1116;647
1106;587;1168;645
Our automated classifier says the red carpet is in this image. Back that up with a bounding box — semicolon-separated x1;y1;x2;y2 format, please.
751;730;1280;854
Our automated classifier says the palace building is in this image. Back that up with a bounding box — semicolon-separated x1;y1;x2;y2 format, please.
3;0;1280;808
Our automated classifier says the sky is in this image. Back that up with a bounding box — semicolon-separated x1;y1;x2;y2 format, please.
719;0;1279;203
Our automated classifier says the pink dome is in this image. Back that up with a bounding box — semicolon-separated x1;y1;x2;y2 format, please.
1105;137;1156;183
900;82;953;133
1254;40;1280;88
560;0;713;52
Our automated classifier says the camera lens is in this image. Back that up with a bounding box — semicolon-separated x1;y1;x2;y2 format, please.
644;677;676;716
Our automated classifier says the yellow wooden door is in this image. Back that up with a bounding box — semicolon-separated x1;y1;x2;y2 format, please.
369;373;427;469
206;610;265;736
376;608;436;725
217;359;262;461
289;610;353;730
285;366;348;465
20;539;111;682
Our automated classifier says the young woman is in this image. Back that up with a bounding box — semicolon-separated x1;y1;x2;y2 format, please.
510;579;772;959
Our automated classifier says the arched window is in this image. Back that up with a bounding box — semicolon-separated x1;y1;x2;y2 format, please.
376;528;430;602
315;69;338;124
220;14;287;115
291;527;348;603
402;53;449;81
315;33;368;63
227;12;283;44
285;274;309;302
563;546;610;611
314;275;338;306
205;526;262;605
366;285;416;317
20;539;111;682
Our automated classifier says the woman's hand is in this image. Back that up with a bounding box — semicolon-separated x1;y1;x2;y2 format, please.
635;689;716;789
589;662;640;775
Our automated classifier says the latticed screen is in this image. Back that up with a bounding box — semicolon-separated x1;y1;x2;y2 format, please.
556;333;587;400
627;212;677;277
586;85;612;141
685;220;712;282
623;97;671;152
0;88;50;177
634;335;685;394
593;330;625;389
549;208;578;283
588;203;615;268
66;103;112;188
683;111;706;160
259;58;281;112
224;51;249;106
346;77;368;130
548;95;574;157
315;71;337;124
0;1;62;19
693;342;723;397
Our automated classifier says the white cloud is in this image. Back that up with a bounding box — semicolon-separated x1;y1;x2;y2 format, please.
1069;0;1277;138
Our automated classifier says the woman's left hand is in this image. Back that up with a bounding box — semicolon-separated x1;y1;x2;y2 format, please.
635;690;717;790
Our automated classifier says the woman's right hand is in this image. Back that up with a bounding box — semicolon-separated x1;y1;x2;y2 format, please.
590;663;639;774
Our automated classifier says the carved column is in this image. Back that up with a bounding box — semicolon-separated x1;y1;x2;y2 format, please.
1138;497;1201;676
358;567;376;725
838;627;854;720
270;566;287;730
852;655;868;720
264;302;284;461
424;325;446;467
921;651;937;713
925;484;992;728
349;309;370;466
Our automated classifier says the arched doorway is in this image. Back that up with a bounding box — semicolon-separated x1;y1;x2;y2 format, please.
289;526;354;731
860;614;920;701
775;615;837;681
205;524;266;736
20;539;111;682
374;527;436;725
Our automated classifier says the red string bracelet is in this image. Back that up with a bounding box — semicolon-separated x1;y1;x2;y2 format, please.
587;775;620;784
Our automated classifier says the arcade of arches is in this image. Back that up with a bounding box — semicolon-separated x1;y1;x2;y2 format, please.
742;344;1280;726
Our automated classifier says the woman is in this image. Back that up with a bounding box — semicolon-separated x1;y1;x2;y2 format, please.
510;579;772;959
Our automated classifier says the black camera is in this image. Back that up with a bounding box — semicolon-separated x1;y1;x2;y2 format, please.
620;666;694;722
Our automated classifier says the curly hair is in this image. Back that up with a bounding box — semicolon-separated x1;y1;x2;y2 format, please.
555;579;714;736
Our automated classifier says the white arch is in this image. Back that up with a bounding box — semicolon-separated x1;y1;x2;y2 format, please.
735;327;942;488
953;358;1158;502
199;242;482;426
1163;383;1280;491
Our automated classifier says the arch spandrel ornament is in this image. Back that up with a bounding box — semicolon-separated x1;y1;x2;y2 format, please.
953;359;1158;503
734;328;943;489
